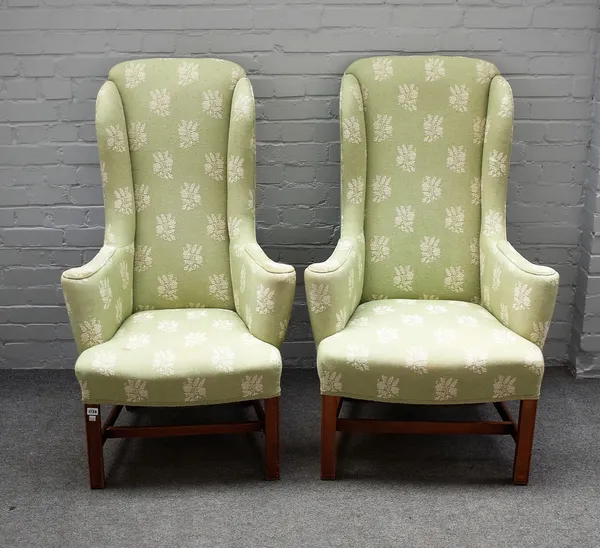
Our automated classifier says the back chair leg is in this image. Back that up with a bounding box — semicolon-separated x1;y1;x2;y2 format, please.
513;399;538;485
84;404;105;489
321;395;340;480
264;397;280;480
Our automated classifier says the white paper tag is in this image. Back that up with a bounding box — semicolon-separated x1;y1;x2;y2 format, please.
86;408;98;416
88;416;96;422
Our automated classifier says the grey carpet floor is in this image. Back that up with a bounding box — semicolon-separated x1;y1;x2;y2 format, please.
1;367;599;548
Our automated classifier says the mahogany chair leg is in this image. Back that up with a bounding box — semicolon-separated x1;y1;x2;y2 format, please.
84;404;105;489
513;399;538;485
321;395;340;480
264;397;280;480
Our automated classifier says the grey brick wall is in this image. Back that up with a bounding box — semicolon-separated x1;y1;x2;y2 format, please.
0;0;598;368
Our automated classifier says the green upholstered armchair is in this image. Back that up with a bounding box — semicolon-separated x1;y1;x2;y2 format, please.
62;59;295;487
306;56;559;485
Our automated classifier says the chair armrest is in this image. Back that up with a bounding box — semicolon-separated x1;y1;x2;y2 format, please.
231;242;296;348
62;245;133;353
305;236;365;346
481;238;559;347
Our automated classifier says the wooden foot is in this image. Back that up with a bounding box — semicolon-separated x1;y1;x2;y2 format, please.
321;395;340;480
513;400;538;485
264;397;280;480
84;404;105;489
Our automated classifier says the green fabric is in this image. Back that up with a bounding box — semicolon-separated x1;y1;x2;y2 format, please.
307;56;559;404
62;58;295;406
318;300;545;404
76;309;281;406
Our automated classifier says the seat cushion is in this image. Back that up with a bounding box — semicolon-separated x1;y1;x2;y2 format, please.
76;309;281;406
317;300;544;404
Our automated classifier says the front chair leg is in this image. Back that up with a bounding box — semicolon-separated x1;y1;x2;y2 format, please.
264;397;280;480
321;395;340;480
513;399;538;485
84;404;105;489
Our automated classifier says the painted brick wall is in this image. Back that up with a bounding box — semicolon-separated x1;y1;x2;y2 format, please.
0;0;598;368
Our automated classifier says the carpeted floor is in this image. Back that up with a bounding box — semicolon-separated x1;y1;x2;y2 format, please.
1;367;599;548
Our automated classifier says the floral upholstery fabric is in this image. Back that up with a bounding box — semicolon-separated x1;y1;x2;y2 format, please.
318;300;545;404
306;56;559;404
76;309;281;406
62;58;295;406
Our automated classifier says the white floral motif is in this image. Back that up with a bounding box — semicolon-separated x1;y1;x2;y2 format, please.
92;351;116;376
446;146;466;173
370;236;390;263
125;62;145;89
374;305;394;316
79;380;90;400
125;380;148;403
126;333;150;350
402;315;424;326
149;89;171;117
180;182;201;211
449;85;469;113
321;371;342;393
531;321;550;347
493;375;516;399
445;206;464;234
444;266;465;292
119;260;129;289
398;84;418;111
470;238;479;265
232;94;253;121
205;152;224;181
396;145;417;172
241;375;264;397
202;90;223;119
106;125;126;153
230;65;245;89
178;120;199;149
483;210;503;236
134;246;152;273
342;116;361;144
499;96;512;118
240;265;246;293
135;184;151;212
465;348;488;374
377;327;399;343
373;114;393;142
183;244;203;272
228;156;244;183
524;348;544;375
177;62;199;86
212;347;235;372
158;320;179;333
209;274;230;302
372;175;392;203
335;308;348;331
346;344;369;371
420;236;441;264
422;176;442;203
423;115;443;143
373;57;393;81
115;297;123;323
425;57;445;82
393;265;414;291
471;177;481;205
157;274;178;301
185;332;207;347
346;177;364;204
114;187;133;215
492;266;502;291
256;284;275;315
492;329;517;344
426;304;447;314
395;206;415;233
435;378;458;401
228;216;242;238
513;281;532;311
308;284;331;314
349;83;365;110
133;310;154;322
99;278;112;309
457;315;478;327
213;319;234;331
434;328;456;344
500;303;509;325
156;213;176;241
473;116;486;145
477;61;496;84
183;378;206;402
152;151;173;179
488;150;508;178
207;214;226;241
377;376;400;399
100;162;108;187
405;347;428;374
152;350;175;376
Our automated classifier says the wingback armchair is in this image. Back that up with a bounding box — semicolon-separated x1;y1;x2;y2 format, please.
62;59;295;487
306;56;559;484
